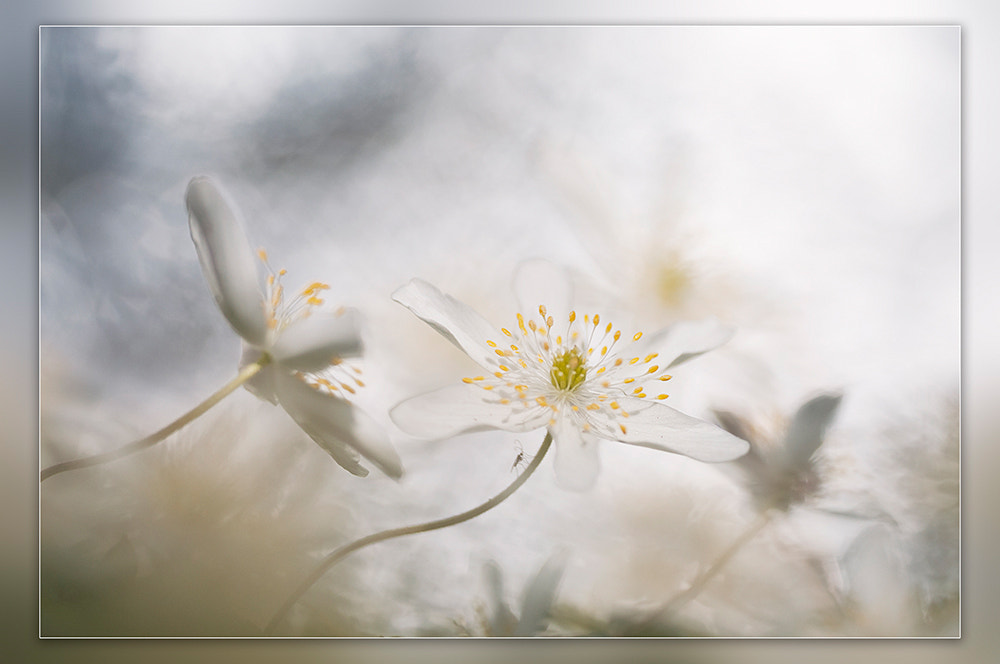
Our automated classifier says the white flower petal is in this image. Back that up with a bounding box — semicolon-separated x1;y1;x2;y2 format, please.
604;397;749;462
390;383;550;439
639;317;735;370
551;414;600;491
392;279;502;369
186;177;268;347
274;370;403;479
271;309;364;372
512;259;574;323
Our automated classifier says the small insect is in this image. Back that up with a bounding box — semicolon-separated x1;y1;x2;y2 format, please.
511;440;533;472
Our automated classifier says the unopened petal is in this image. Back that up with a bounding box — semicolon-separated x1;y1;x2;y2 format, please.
603;397;749;462
551;414;600;491
783;393;842;470
271;309;364;372
274;370;403;479
390;383;550;440
186;177;268;347
514;550;569;636
392;279;503;369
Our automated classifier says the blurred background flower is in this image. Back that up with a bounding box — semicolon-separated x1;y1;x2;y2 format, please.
40;25;958;637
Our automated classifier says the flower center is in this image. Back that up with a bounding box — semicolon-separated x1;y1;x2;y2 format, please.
550;347;587;392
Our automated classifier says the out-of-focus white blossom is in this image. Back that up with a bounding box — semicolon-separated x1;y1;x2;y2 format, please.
390;261;747;490
186;177;401;478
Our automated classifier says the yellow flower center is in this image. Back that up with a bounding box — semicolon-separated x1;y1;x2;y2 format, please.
550;347;587;392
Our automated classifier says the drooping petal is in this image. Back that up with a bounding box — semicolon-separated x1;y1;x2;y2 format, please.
638;317;735;370
782;393;842;470
392;279;503;369
550;413;601;491
512;259;574;324
274;370;403;479
390;383;550;440
186;176;268;347
270;309;364;372
601;397;749;462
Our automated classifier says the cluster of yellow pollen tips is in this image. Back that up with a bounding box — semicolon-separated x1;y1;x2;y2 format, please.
304;362;366;399
455;307;683;438
257;247;336;331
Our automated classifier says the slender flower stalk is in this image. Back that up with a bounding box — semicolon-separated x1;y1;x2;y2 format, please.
41;356;270;482
264;431;554;635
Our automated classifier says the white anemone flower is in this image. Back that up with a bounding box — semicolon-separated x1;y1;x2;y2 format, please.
390;263;748;490
185;176;402;479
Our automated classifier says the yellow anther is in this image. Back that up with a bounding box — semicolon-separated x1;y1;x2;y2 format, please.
257;248;268;261
605;322;613;334
500;399;510;405
542;341;550;351
586;403;601;411
633;387;644;394
629;357;640;365
613;331;621;342
510;344;519;352
302;282;329;295
623;377;635;384
482;385;494;391
549;418;557;426
601;380;610;388
494;371;504;378
571;405;579;411
341;384;356;395
473;376;485;381
659;375;673;381
499;365;510;371
267;274;275;286
556;336;562;345
546;316;554;328
518;359;528;368
645;353;659;362
278;268;287;276
536;396;548;406
539;304;547;317
614;359;623;367
583;422;592;432
306;296;323;306
647;365;659;373
529;320;538;331
596;366;606;374
633;332;643;341
593;314;600;326
495;349;507;357
462;377;474;384
517;313;527;334
657;394;669;400
601;346;608;356
501;327;512;337
619;423;628;434
486;340;497;347
569;311;577;322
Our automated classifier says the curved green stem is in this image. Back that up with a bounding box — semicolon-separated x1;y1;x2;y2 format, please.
40;357;270;482
264;431;554;635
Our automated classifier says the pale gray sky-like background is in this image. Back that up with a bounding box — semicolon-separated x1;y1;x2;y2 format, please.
4;1;998;662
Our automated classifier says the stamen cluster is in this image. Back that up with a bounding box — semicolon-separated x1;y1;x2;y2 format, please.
463;306;673;435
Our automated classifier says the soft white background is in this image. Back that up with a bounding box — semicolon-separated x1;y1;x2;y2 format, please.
1;1;994;662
